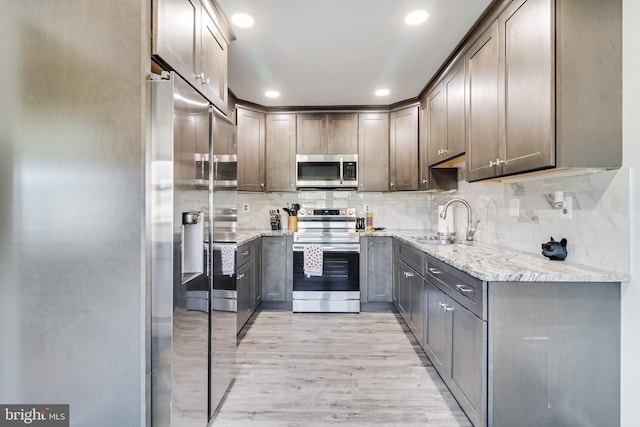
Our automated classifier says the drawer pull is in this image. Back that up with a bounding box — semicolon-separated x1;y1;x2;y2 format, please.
404;271;414;278
237;274;244;280
456;284;473;294
443;305;454;312
240;251;250;256
438;302;446;308
428;267;442;275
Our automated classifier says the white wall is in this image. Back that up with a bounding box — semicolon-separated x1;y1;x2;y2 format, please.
621;0;640;425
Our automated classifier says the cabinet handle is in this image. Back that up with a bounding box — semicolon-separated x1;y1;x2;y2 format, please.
241;251;250;256
428;267;442;275
443;305;454;312
260;183;265;188
456;284;473;294
390;182;395;187
404;271;414;278
422;179;428;184
237;274;244;280
438;302;446;308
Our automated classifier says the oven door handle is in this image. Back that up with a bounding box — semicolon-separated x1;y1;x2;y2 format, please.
293;243;360;253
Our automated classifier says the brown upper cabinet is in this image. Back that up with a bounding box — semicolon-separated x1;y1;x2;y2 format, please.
296;113;358;154
466;0;621;181
358;113;390;192
236;108;266;191
152;0;232;114
390;106;419;191
266;114;297;192
424;60;466;167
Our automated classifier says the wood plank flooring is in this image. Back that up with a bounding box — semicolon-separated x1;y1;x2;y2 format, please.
212;310;472;427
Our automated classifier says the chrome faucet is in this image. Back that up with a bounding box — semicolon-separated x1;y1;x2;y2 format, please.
440;198;480;241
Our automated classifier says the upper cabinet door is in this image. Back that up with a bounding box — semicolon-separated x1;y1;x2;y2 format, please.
153;0;201;91
326;114;358;154
389;106;419;191
237;108;265;192
153;0;231;113
465;23;500;182
499;0;554;175
201;7;229;113
297;113;358;154
266;114;297;192
296;114;325;154
358;113;389;192
426;83;446;166
444;60;466;161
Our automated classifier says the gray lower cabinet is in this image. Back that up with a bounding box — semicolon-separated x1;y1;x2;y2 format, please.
236;239;261;333
423;273;486;427
393;241;426;346
393;238;620;427
360;236;393;302
261;235;292;302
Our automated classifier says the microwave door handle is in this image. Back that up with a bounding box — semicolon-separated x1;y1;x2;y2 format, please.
339;157;344;184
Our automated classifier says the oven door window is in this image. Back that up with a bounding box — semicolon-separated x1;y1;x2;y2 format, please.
297;162;340;182
293;251;359;292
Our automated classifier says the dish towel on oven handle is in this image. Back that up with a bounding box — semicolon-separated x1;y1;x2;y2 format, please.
220;245;235;276
303;245;323;277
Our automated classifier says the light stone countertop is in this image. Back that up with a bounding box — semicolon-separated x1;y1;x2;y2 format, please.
236;228;629;283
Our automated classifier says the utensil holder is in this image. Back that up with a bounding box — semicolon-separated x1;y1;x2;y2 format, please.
287;216;298;231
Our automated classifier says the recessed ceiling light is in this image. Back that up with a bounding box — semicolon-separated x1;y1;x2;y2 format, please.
265;90;280;98
375;89;390;97
404;10;429;26
231;13;254;28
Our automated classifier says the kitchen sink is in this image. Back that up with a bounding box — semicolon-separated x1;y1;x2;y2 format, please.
413;235;457;245
413;236;474;246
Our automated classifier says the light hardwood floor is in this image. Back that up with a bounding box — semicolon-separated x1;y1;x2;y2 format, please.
212;310;472;427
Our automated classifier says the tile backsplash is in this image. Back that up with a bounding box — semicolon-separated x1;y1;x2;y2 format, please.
238;167;630;274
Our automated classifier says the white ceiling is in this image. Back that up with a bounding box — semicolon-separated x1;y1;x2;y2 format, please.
217;0;493;107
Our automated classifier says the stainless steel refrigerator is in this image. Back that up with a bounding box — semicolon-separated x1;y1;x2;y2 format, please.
149;71;237;427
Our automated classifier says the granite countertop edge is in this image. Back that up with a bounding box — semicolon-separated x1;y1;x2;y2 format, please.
236;228;629;283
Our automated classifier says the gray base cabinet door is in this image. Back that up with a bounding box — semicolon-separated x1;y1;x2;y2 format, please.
361;236;393;302
236;259;254;333
409;275;425;347
261;236;291;301
424;279;486;427
448;297;486;427
424;280;449;374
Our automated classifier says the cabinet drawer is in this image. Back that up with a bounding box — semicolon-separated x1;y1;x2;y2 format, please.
425;255;484;319
237;240;257;267
396;242;425;276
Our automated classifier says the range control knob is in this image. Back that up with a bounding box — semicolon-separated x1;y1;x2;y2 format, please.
346;208;355;216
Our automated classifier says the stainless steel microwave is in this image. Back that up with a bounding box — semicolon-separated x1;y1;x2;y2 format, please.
296;154;358;189
212;154;237;188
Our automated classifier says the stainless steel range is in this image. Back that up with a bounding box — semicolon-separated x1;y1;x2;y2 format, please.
292;207;360;313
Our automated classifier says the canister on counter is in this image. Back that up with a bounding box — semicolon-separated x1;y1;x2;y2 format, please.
366;211;373;232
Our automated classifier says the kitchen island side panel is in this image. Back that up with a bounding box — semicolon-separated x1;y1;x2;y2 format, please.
488;281;620;427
